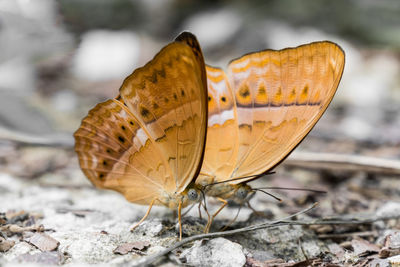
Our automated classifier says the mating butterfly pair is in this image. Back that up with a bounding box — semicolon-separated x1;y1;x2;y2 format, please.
74;32;345;239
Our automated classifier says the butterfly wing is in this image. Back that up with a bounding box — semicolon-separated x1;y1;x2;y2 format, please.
118;32;208;194
74;99;175;204
226;41;345;181
74;33;208;204
198;66;239;185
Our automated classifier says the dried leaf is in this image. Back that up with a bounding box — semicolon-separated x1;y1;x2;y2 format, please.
26;232;59;251
113;241;150;255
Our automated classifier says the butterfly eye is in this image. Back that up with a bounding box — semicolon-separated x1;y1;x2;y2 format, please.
235;186;249;199
187;188;199;201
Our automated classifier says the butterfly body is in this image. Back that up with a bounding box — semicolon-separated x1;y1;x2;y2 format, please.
205;183;252;203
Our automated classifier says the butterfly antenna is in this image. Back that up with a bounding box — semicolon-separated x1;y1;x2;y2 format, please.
219;170;277;185
202;171;276;189
253;189;282;202
203;175;257;188
254;187;327;194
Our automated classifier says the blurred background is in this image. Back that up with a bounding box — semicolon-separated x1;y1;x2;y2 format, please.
1;0;400;194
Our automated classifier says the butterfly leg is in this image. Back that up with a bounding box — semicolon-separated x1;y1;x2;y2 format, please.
197;202;202;220
178;200;183;241
204;197;228;233
130;198;159;232
247;201;270;218
219;205;242;231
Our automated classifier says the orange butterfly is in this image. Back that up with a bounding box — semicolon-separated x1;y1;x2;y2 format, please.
199;42;345;231
74;32;208;240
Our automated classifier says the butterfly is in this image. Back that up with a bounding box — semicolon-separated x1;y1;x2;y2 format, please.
73;32;208;240
199;41;345;231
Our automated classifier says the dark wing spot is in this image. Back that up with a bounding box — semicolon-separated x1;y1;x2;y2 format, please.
164;97;169;103
208;96;212;102
181;90;185;97
259;85;266;95
221;96;226;102
129;121;134;126
99;173;105;180
102;160;107;166
153;103;159;109
118;136;125;143
121;125;126;130
303;85;309;95
239;85;250;98
106;149;111;154
140;107;150;118
151;71;157;83
173;93;178;100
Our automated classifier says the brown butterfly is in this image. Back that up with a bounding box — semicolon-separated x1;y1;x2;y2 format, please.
74;32;208;240
199;41;345;231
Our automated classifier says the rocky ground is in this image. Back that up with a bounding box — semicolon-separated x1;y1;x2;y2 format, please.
0;144;400;266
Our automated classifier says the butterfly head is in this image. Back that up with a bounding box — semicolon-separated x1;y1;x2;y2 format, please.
181;183;203;204
232;184;255;203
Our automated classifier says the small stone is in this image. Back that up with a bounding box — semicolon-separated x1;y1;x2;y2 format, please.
180;237;246;267
388;254;400;266
15;251;64;265
376;201;400;218
133;219;163;237
0;236;15;252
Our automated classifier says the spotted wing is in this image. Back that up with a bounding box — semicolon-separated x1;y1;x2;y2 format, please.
227;41;345;182
197;66;239;186
74;32;208;203
118;32;208;193
74;99;175;204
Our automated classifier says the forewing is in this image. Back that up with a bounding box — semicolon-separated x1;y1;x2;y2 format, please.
227;41;345;181
119;33;208;192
